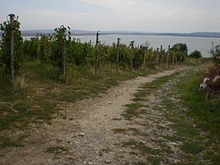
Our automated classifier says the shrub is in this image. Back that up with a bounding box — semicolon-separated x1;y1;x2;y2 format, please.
209;44;220;63
189;50;202;58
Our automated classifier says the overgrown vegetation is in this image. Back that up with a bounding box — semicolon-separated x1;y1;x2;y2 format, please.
0;16;190;81
209;43;220;63
189;50;202;58
202;64;220;96
175;71;220;163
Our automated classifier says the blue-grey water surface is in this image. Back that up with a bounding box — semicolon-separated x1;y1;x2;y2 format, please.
23;34;220;57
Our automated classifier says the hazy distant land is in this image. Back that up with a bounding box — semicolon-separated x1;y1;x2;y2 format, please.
1;30;220;38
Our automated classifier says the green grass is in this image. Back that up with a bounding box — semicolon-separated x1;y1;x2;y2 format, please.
161;96;207;162
176;74;220;137
112;128;127;133
0;136;25;148
147;155;162;165
46;146;68;154
113;127;148;137
183;57;212;66
173;72;220;164
180;142;204;155
142;73;179;89
122;103;147;120
121;73;178;120
112;118;121;121
122;139;162;155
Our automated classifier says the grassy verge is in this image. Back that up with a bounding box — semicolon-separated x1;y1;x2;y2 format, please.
183;57;210;66
175;72;220;163
162;95;207;164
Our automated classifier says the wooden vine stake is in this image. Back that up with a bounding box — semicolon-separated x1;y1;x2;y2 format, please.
130;41;135;69
95;31;100;75
156;48;159;69
9;14;15;82
143;41;149;68
36;33;40;61
167;45;170;68
116;38;120;71
62;32;66;76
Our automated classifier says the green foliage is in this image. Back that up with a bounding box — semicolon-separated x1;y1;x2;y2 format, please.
132;48;144;69
22;36;188;74
66;39;93;66
0;19;23;78
52;25;71;67
169;43;188;64
23;37;40;59
189;50;202;58
209;44;220;63
39;35;52;63
172;43;188;55
176;74;220;152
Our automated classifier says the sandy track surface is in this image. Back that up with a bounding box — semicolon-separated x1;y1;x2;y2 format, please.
0;66;193;165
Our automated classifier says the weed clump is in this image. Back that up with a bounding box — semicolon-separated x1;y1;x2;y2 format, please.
201;64;220;97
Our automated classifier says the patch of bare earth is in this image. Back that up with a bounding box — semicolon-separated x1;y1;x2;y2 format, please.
0;66;193;165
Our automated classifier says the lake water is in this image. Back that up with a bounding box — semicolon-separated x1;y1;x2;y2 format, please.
23;35;220;57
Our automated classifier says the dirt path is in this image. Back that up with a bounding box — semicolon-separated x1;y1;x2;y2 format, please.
0;66;198;165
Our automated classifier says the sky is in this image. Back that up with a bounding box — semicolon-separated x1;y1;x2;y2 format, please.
0;0;220;32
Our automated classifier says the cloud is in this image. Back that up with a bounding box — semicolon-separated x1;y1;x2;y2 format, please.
1;0;219;32
84;0;220;32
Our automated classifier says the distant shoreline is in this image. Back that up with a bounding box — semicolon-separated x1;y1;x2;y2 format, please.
1;30;220;39
20;32;220;39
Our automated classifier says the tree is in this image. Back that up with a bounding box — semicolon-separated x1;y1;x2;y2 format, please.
0;14;23;81
52;25;71;76
189;50;202;58
170;43;188;64
172;43;188;55
209;44;220;63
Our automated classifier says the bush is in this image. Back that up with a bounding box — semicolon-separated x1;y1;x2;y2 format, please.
189;50;202;58
209;44;220;63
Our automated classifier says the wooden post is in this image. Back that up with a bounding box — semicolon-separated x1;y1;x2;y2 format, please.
175;56;178;65
143;41;149;68
9;14;15;82
116;38;120;71
36;33;40;61
62;31;66;76
172;52;175;65
167;45;170;68
130;41;134;49
156;48;159;69
95;31;100;74
160;45;164;65
130;41;135;69
143;48;147;67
